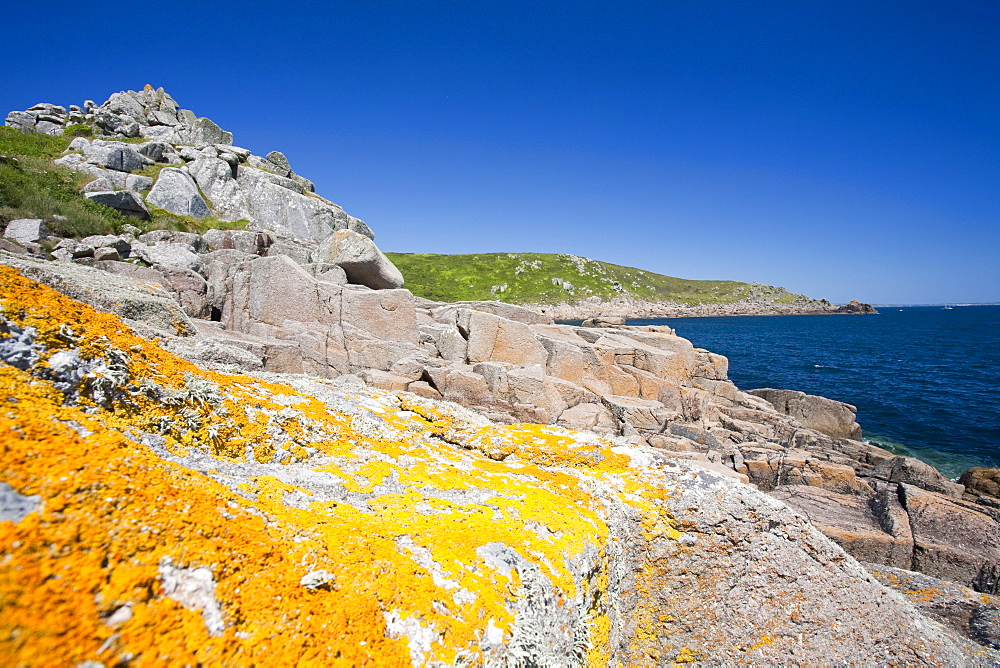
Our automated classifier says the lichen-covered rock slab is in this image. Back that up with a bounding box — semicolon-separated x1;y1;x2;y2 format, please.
0;267;992;665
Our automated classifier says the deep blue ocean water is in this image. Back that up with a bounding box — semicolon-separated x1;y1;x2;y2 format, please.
627;305;1000;478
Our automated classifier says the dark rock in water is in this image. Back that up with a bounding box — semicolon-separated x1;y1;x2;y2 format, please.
835;298;878;314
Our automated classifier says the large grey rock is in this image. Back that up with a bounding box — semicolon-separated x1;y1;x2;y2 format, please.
3;219;48;245
748;387;863;440
235;168;365;241
185;117;233;146
323;229;403;290
83;141;151;172
0;251;195;336
83;191;150;220
132;243;203;272
145;168;211;218
202;229;271;255
188;157;248;221
79;235;130;257
137;141;176;162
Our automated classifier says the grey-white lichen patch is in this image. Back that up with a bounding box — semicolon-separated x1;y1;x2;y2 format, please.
0;482;42;523
158;558;225;636
0;320;42;370
299;569;337;591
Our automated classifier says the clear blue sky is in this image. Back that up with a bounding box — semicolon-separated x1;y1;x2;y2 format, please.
3;1;998;304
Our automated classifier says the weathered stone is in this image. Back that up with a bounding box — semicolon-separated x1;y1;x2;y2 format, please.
447;301;553;325
600;394;672;435
137;230;208;252
3;219;48;245
188;322;304;374
462;310;548;367
418;323;468;361
424;364;494;405
132;243;203;273
406;380;443;400
865;562;1000;651
557;402;617;434
323;229;403;290
0;251;194;336
960;467;1000;501
264;151;292;175
346;339;423;374
748;388;863;440
83;191;150;220
79;235;130;257
202;229;270;255
188;157;248;221
341;286;418;345
165;336;264;372
187;117;233;146
83;141;151;173
92;247;120;262
771;485;914;569
225;255;341;333
872;456;965;498
901;483;1000;594
359;369;412;392
145;168;211;218
266;240;313;264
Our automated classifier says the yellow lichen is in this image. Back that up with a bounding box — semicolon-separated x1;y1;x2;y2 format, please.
0;266;682;665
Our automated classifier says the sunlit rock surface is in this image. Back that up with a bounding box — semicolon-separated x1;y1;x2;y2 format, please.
2;267;997;665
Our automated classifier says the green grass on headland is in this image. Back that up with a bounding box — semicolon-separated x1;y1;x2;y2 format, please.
385;251;811;306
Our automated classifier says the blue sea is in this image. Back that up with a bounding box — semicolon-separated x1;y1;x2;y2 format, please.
628;305;1000;478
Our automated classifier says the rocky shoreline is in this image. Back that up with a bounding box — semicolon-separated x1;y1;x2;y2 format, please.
1;88;997;664
532;296;879;320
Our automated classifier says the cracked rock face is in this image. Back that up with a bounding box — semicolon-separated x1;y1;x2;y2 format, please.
1;266;995;665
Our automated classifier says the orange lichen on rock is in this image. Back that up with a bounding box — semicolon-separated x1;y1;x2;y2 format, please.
0;267;684;665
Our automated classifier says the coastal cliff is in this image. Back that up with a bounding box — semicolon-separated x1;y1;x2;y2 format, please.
1;88;996;663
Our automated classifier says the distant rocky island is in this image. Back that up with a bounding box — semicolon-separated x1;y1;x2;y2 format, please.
0;87;995;664
386;251;879;319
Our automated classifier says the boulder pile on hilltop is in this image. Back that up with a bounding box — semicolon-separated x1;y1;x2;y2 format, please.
2;87;998;663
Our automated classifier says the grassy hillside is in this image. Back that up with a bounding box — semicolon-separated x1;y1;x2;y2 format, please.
385;252;811;305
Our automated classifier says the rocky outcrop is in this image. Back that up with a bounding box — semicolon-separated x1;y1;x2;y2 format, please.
6;87;397;288
323;229;404;289
747;387;863;439
1;267;994;665
866;563;1000;651
961;467;1000;503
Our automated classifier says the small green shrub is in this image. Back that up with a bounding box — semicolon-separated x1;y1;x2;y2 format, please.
145;205;250;235
63;124;94;139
